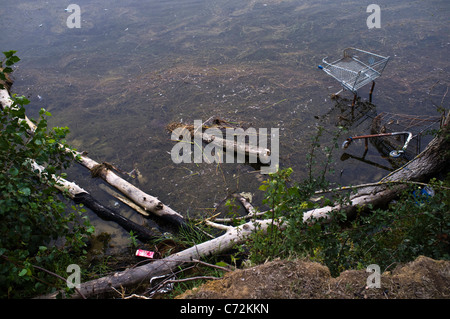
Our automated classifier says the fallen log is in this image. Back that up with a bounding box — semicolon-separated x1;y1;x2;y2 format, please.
29;160;159;241
38;219;284;298
0;87;187;229
73;192;159;241
76;156;186;228
167;121;271;163
1;88;159;241
199;129;271;163
303;111;449;222
99;183;150;217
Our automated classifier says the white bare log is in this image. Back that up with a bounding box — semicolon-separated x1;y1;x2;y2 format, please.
198;130;271;162
1;87;185;227
77;154;185;226
233;193;257;217
39;219;284;299
204;220;233;231
0;88;36;130
29;160;87;198
29;157;158;241
0;88;85;197
0;88;12;108
99;184;150;217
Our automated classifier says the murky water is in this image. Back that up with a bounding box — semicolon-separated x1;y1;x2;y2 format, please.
1;0;448;249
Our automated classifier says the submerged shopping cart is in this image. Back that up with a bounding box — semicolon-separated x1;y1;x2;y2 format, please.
319;47;390;106
341;112;442;161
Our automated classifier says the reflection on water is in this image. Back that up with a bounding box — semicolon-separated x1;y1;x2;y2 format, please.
1;0;448;248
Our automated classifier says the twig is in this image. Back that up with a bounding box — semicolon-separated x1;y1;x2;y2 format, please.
111;286;151;299
144;258;230;298
440;86;448;107
163;276;222;284
197;212;221;224
192;259;232;272
213;209;271;223
31;264;87;299
110;286;125;299
1;255;87;299
233;193;257;216
124;293;151;299
262;98;287;110
205;220;233;231
314;180;450;195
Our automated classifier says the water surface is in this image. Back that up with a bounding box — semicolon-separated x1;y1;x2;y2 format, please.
1;0;448;248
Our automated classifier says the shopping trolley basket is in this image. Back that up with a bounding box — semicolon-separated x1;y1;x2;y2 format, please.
318;47;390;102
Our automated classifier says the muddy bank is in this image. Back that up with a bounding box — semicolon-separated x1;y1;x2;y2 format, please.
178;256;450;299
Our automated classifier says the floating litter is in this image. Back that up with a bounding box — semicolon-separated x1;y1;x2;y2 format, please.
135;249;154;259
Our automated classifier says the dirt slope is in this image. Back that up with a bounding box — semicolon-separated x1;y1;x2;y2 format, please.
178;256;450;299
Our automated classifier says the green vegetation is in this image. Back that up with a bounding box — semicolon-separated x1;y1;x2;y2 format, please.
163;122;449;297
248;168;449;276
244;125;450;277
0;51;94;298
1;50;448;299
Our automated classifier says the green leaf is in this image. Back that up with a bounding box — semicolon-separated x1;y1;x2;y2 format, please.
18;269;27;277
19;187;31;196
215;261;228;268
3;50;17;58
9;55;20;64
9;167;19;176
14;95;30;105
2;67;13;74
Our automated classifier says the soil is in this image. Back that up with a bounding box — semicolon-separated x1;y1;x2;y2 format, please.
177;256;450;299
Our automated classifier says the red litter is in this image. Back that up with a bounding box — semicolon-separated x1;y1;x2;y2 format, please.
135;249;154;259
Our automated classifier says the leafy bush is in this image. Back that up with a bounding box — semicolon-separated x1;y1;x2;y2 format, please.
0;51;94;298
246;166;450;277
245;122;449;275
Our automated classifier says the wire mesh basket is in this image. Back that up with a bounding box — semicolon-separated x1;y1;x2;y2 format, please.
370;112;442;157
319;47;390;95
340;112;441;170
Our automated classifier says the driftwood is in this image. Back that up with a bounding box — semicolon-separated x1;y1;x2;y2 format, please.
167;121;271;163
76;155;186;228
0;88;159;241
199;130;271;163
29;158;158;242
0;86;186;230
39;219;283;299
